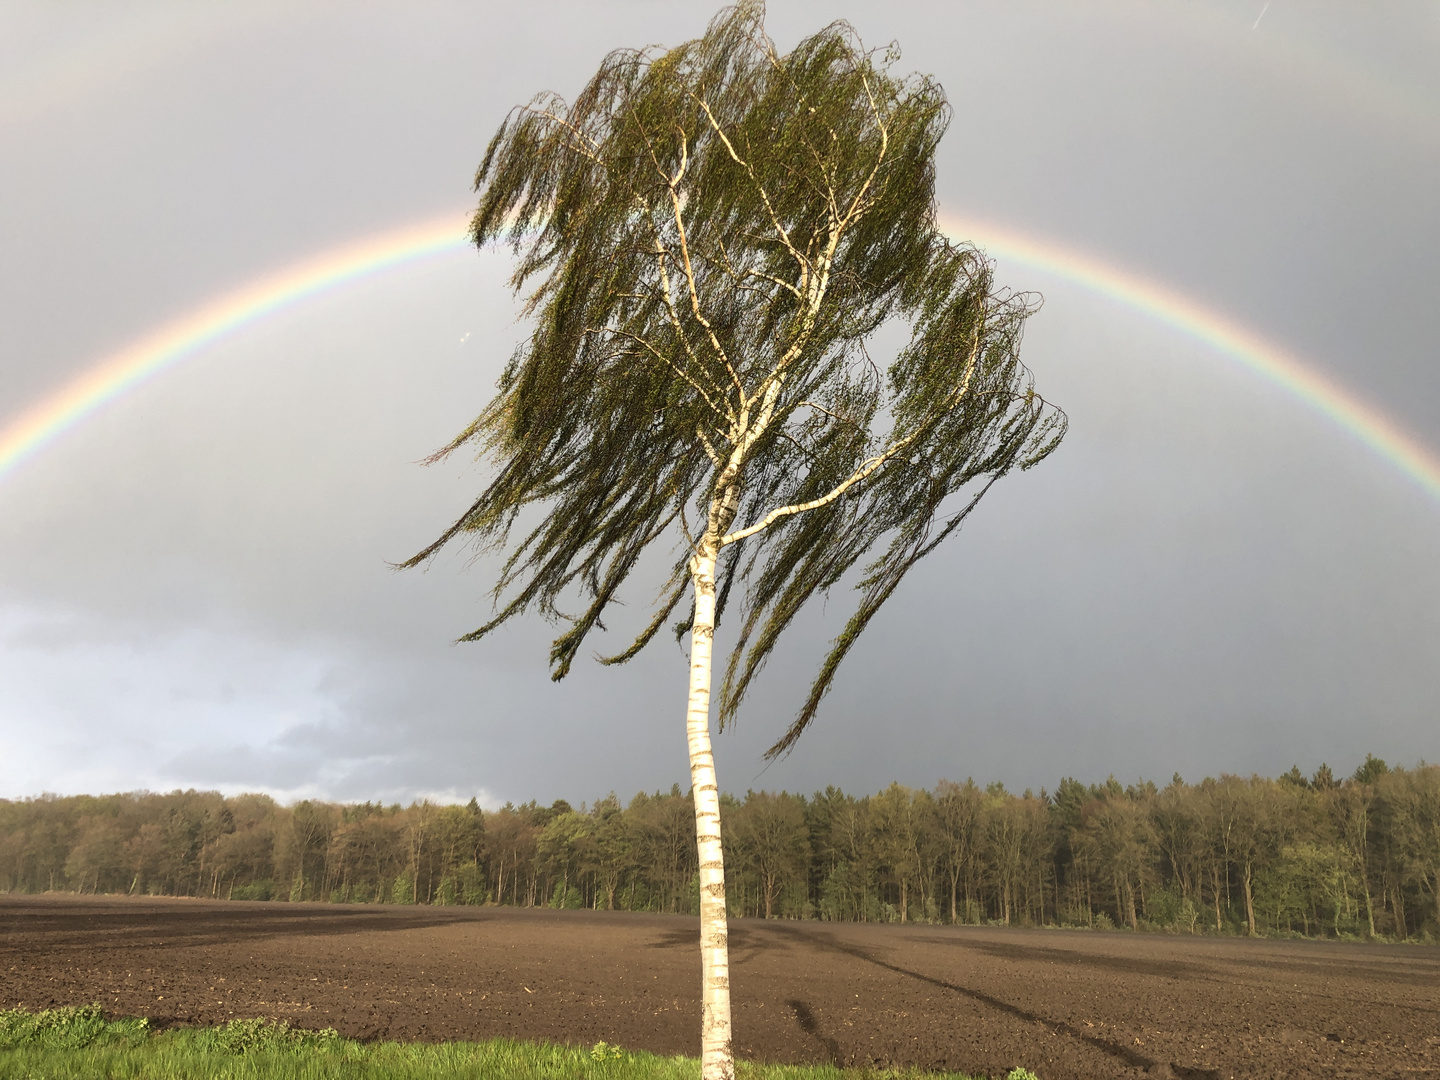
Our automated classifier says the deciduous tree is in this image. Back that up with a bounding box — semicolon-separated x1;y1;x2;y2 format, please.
401;4;1063;1073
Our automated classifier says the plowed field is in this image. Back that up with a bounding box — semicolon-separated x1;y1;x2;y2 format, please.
3;896;1437;1079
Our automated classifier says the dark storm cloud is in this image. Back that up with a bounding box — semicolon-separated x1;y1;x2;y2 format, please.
1;1;1437;804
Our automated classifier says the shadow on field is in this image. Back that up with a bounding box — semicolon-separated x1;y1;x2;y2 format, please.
4;900;476;950
786;999;841;1065
645;922;771;966
760;923;1225;1079
910;935;1208;980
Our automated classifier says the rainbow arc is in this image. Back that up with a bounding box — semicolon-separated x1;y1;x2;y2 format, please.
939;213;1440;501
0;216;469;481
2;211;1438;503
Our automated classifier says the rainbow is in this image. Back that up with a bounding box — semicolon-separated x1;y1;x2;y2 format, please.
2;209;1439;504
0;214;471;482
940;212;1440;502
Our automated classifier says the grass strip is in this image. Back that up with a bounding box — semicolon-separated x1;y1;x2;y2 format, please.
0;1006;1039;1080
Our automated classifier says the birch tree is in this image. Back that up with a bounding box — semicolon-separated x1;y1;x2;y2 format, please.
402;4;1064;1075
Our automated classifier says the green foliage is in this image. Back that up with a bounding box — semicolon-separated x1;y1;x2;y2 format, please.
1254;842;1364;937
191;1017;343;1055
590;1040;627;1061
454;861;489;905
1353;754;1390;785
0;1009;989;1079
391;873;415;905
1279;765;1309;790
2;756;1437;941
1145;887;1200;933
550;882;585;909
403;0;1065;758
0;1005;148;1051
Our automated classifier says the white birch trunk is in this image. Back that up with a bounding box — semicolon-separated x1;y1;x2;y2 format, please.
686;546;734;1080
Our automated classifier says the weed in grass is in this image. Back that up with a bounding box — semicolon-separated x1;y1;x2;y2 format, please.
191;1016;345;1054
591;1040;628;1062
0;1004;149;1050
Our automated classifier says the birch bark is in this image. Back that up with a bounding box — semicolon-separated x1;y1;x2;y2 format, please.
1243;864;1256;935
686;543;733;1080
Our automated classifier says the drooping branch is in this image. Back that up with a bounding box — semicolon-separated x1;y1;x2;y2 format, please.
589;325;733;424
405;0;1065;741
719;324;980;548
719;443;898;547
693;94;811;287
656;131;747;399
597;569;690;666
760;470;1006;760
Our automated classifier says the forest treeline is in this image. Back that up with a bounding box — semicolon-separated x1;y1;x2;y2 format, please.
2;757;1437;941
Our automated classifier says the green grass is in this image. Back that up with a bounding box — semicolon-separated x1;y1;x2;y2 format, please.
0;1006;1038;1080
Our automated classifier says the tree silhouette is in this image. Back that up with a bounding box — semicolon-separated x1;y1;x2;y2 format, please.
402;3;1064;1074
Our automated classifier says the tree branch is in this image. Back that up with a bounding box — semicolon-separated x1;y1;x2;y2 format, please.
662;152;746;399
798;400;860;427
720;325;982;547
693;94;811;288
520;103;603;162
587;325;732;424
717;442;898;547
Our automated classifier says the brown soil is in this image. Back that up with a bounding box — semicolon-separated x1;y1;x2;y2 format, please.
2;896;1437;1079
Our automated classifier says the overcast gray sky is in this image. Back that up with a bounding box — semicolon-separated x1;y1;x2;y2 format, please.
2;1;1438;807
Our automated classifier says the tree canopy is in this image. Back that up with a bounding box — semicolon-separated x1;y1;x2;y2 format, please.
404;1;1065;757
7;760;1437;941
